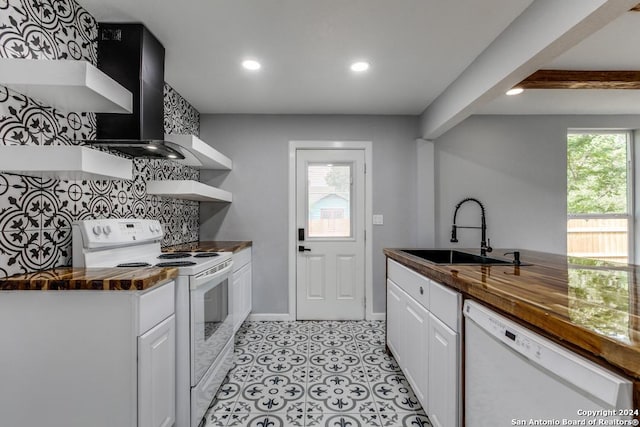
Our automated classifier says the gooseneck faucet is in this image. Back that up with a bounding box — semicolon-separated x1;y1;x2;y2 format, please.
450;198;492;256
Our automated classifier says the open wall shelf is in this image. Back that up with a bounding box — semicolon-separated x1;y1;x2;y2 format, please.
146;180;232;202
0;146;133;180
0;58;132;113
165;134;232;170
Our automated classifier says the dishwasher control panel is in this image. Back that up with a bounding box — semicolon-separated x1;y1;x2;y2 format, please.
487;313;543;360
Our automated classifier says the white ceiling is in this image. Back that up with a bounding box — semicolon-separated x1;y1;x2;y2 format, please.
478;12;640;115
79;0;533;115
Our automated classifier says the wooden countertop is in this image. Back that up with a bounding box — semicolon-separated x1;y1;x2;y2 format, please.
0;240;252;290
163;240;252;253
0;267;178;291
384;248;640;381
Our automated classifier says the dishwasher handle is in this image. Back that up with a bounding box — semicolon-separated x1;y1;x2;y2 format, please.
463;301;633;409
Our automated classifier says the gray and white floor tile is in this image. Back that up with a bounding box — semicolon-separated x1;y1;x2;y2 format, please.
204;320;431;427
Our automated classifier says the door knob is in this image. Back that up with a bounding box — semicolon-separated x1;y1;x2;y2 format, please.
298;245;311;252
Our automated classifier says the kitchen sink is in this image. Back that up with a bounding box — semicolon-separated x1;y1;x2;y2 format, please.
401;249;514;265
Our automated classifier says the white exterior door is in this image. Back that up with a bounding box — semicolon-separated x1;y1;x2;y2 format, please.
296;149;365;320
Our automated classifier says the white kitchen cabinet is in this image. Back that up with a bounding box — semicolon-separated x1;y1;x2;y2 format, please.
403;295;430;406
385;279;405;365
138;315;176;427
386;278;430;409
232;247;252;332
428;313;459;427
386;259;461;427
0;280;175;427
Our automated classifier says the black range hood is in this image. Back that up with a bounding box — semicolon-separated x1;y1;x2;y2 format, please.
89;23;184;160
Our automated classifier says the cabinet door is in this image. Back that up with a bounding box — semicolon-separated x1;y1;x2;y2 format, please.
403;296;429;408
428;313;459;427
233;268;244;332
138;315;176;427
233;264;253;332
243;263;252;320
386;279;405;364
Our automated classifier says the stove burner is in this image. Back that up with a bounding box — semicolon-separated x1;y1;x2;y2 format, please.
158;252;192;259
116;262;152;268
193;252;220;258
156;261;197;267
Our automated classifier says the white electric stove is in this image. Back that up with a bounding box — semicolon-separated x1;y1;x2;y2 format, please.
72;218;234;427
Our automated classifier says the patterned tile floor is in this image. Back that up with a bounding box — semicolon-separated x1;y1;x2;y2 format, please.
203;320;432;427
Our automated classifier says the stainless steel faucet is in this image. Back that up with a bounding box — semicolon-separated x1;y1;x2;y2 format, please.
450;198;492;256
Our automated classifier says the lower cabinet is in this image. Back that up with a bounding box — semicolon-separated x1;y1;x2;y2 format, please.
386;259;461;427
386;280;405;365
138;315;176;427
233;247;252;332
0;280;176;427
402;295;430;407
428;313;458;427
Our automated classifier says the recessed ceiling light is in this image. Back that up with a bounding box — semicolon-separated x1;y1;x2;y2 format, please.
350;61;370;72
506;87;524;96
167;154;178;159
146;145;158;150
242;59;261;71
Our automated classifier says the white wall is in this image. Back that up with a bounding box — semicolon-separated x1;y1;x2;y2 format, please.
199;114;419;315
432;115;640;255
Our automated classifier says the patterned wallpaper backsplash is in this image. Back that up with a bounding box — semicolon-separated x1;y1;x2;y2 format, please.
0;0;202;278
165;83;200;136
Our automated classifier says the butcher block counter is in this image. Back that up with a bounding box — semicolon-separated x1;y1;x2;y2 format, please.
385;248;640;404
0;266;177;291
163;240;252;254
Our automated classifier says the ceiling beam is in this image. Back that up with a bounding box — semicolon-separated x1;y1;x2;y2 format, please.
518;70;640;89
419;0;638;140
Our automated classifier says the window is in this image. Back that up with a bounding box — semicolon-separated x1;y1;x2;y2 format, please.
566;131;632;263
307;163;352;238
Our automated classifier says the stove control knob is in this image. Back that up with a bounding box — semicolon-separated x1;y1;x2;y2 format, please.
149;224;154;232
92;225;102;236
103;225;112;235
155;225;162;233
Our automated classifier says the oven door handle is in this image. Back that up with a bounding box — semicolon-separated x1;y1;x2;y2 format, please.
190;260;234;290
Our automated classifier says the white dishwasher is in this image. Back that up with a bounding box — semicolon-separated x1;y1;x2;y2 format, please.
463;301;633;426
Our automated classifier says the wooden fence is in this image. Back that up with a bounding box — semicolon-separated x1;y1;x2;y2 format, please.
567;217;628;263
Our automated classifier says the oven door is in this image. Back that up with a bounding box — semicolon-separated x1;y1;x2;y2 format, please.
189;259;234;385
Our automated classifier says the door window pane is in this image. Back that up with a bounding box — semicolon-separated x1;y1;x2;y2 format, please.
307;163;351;237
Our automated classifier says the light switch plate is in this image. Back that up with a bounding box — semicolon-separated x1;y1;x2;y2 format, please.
373;214;384;225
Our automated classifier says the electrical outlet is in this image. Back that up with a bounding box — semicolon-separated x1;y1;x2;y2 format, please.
373;214;384;225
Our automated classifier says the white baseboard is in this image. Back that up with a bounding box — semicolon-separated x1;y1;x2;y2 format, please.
247;313;386;322
247;313;294;322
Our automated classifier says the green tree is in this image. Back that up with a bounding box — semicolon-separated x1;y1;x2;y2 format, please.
325;166;350;193
567;133;627;214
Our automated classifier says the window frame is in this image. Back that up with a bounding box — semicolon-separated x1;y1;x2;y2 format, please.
566;129;635;263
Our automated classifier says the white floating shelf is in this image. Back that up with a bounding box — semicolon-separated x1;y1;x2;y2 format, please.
146;180;232;202
0;146;133;180
0;58;133;113
164;134;232;170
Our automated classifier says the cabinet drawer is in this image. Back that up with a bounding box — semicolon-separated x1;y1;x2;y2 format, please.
429;280;461;332
139;281;175;334
388;259;429;308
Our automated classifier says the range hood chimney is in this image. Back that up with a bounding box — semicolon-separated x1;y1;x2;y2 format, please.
90;23;184;159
